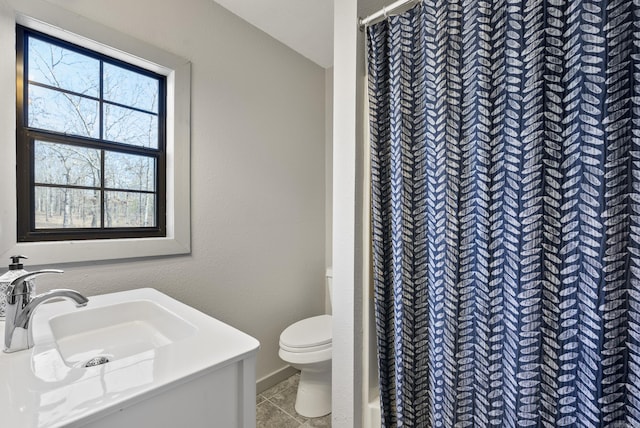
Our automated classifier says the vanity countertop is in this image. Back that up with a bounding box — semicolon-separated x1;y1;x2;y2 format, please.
0;288;260;428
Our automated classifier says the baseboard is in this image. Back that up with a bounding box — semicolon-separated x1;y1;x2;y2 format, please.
256;365;299;394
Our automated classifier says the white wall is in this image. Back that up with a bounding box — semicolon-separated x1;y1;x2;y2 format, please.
332;0;365;426
0;0;327;384
333;0;392;426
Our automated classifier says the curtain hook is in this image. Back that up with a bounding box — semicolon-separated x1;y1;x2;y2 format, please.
383;6;389;19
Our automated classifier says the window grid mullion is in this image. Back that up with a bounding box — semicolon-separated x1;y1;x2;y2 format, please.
99;60;105;229
27;81;159;117
27;81;101;103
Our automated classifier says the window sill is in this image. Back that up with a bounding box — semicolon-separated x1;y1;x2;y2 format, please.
8;236;190;266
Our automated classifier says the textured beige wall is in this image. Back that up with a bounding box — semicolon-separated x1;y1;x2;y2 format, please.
0;0;327;381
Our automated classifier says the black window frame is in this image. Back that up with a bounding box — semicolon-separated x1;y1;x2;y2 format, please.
16;25;167;242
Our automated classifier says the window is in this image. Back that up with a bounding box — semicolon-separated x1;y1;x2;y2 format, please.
16;25;166;241
1;9;190;265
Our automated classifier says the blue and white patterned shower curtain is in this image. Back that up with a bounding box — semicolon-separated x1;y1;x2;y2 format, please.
367;1;640;426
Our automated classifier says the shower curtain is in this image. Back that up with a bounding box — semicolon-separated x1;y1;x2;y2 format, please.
367;1;640;427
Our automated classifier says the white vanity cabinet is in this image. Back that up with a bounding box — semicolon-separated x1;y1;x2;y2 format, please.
83;355;257;428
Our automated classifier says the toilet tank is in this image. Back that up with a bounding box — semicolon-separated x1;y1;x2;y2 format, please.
326;267;333;315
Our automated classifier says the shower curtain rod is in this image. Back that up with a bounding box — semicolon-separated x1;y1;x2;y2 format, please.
359;0;419;30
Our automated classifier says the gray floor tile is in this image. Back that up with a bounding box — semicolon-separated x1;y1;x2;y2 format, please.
262;373;300;399
256;400;301;428
302;413;332;427
257;372;331;427
266;383;305;422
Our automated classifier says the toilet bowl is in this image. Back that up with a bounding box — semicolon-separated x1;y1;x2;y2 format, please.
279;314;332;418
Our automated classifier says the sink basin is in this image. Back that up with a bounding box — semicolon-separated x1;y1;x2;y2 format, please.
49;300;197;367
0;288;260;428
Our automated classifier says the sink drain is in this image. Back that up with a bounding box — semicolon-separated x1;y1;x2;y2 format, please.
84;356;110;367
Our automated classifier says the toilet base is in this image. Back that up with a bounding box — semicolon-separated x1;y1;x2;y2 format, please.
294;364;332;418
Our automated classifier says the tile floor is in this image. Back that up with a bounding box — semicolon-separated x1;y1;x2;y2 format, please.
257;373;331;427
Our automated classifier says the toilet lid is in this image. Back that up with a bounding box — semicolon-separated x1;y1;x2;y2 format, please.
279;314;332;350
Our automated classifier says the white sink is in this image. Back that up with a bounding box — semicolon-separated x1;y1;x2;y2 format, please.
0;288;260;428
49;300;197;367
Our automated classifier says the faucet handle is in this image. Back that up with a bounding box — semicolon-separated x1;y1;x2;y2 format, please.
6;270;63;303
9;255;28;269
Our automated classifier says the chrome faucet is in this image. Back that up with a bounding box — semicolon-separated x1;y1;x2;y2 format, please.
4;270;88;353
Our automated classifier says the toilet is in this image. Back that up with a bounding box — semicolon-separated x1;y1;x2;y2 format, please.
278;269;332;418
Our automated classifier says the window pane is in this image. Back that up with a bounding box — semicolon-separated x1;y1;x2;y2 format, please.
28;85;99;138
105;191;156;228
103;63;159;112
28;37;99;97
104;104;158;148
105;152;155;191
34;141;101;187
35;187;101;229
